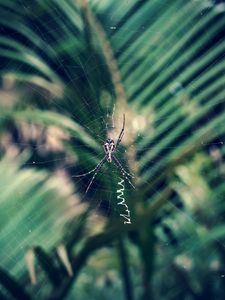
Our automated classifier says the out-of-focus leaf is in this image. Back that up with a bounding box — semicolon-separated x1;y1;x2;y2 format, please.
1;109;100;151
0;267;31;300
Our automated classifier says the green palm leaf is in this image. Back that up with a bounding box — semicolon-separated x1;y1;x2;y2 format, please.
1;0;225;299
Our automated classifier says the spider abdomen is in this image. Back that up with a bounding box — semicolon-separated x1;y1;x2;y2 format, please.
104;138;115;162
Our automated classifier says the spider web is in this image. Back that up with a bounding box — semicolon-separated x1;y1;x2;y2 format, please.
1;0;225;299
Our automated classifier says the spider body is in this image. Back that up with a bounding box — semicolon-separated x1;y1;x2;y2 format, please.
104;138;115;162
73;114;135;193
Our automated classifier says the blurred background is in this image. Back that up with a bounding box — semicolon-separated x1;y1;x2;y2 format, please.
1;0;225;299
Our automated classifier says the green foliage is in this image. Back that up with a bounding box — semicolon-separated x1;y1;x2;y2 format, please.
1;0;225;299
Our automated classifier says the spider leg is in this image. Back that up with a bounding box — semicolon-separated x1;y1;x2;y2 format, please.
84;156;107;194
112;157;135;189
116;114;125;148
72;155;107;178
113;155;135;178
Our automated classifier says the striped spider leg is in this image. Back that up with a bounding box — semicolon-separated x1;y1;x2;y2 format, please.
112;155;135;189
72;155;107;194
73;114;135;194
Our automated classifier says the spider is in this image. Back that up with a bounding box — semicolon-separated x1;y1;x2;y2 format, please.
73;114;135;194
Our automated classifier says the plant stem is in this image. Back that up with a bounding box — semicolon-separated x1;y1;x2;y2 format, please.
138;227;155;300
117;236;134;300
